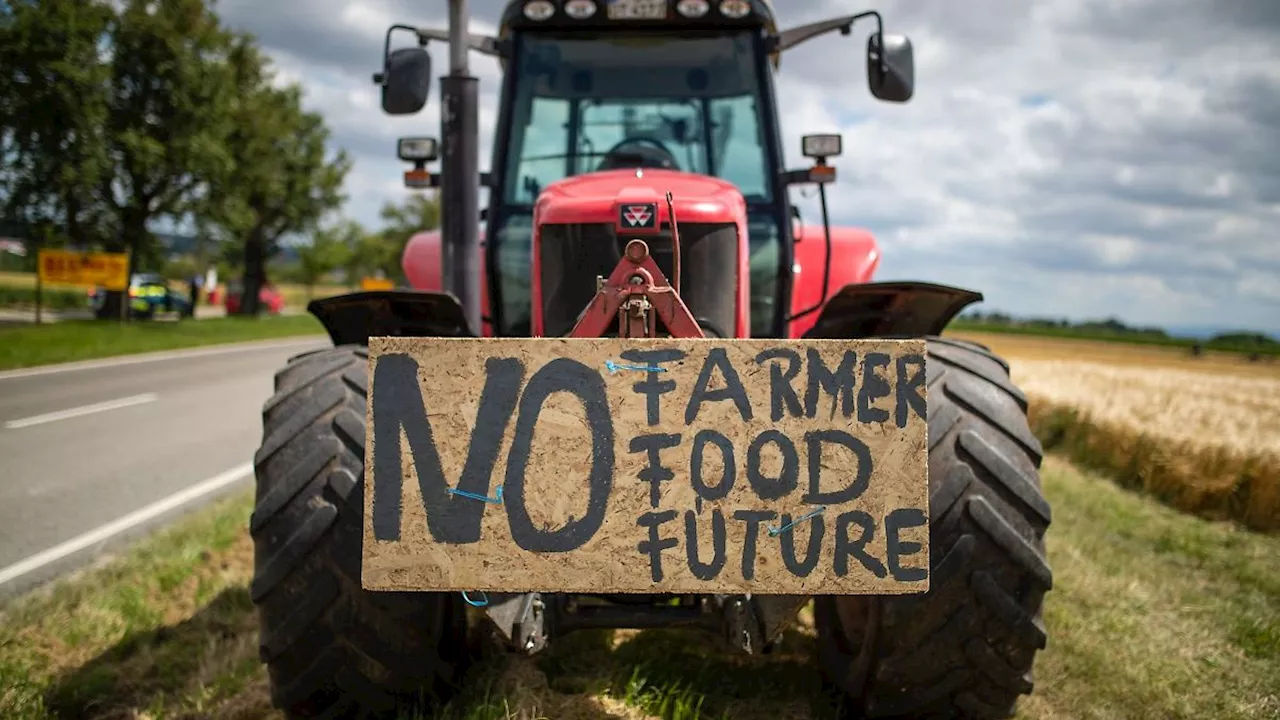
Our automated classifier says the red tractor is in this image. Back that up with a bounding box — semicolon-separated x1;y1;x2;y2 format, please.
250;2;1052;718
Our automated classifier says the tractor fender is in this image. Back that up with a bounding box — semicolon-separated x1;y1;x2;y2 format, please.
307;290;476;347
802;280;983;339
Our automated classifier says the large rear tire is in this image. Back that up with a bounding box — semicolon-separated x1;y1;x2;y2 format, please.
250;344;470;718
816;336;1053;719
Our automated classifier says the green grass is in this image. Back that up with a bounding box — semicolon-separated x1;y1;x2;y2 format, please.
0;314;325;370
1;456;1276;719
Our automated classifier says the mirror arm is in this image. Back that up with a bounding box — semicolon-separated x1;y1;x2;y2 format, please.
772;10;885;67
415;27;505;58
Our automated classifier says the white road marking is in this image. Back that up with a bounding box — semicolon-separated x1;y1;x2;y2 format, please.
3;393;159;429
0;336;326;381
0;462;254;588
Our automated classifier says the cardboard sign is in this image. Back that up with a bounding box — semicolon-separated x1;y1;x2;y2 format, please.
362;337;930;596
38;249;129;290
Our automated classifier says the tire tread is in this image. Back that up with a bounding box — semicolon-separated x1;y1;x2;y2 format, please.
817;337;1052;719
250;344;468;718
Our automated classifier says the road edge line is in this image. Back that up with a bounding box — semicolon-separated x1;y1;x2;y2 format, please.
0;462;255;588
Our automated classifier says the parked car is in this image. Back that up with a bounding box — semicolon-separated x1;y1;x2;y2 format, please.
89;273;192;320
224;281;285;315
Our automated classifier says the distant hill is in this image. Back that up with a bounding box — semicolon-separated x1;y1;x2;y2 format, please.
953;311;1279;357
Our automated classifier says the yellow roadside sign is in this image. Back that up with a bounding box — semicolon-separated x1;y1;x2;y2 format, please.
38;249;130;290
361;276;395;291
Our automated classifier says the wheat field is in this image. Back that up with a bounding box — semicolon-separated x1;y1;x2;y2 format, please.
951;330;1280;531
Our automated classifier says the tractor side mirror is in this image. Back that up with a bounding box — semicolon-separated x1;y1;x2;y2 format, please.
380;47;432;115
866;33;914;102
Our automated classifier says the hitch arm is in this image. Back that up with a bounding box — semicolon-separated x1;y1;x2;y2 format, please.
568;239;705;340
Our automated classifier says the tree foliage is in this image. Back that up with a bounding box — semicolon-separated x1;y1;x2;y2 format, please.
0;0;114;249
297;221;354;295
208;36;350;315
0;0;351;317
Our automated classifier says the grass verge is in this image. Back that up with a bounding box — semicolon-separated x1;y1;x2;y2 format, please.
2;457;1276;719
0;315;325;371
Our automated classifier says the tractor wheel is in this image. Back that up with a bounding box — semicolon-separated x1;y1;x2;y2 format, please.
250;344;470;718
815;336;1053;719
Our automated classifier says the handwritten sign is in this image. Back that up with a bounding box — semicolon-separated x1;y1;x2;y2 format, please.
362;337;930;596
37;249;129;290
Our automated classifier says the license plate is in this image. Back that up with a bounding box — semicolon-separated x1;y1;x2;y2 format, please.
607;0;669;20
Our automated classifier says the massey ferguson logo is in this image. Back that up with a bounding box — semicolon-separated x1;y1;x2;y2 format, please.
620;203;657;229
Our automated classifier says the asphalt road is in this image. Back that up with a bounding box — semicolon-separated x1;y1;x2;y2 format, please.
0;336;330;601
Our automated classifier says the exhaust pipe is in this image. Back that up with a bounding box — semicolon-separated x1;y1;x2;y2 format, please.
440;0;482;335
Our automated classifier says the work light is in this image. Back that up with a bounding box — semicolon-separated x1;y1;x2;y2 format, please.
802;134;842;159
523;0;555;21
565;0;597;18
398;137;439;162
719;0;751;19
677;0;710;18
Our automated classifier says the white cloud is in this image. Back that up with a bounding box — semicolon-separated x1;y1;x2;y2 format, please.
215;0;1280;335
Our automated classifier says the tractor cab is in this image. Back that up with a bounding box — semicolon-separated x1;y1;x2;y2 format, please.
491;12;785;338
375;0;914;341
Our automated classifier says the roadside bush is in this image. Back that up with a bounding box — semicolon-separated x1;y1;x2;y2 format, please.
0;285;91;310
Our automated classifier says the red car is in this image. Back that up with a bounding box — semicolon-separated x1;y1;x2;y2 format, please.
224;282;285;314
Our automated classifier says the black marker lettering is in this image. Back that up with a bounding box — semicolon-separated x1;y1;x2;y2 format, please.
779;513;824;577
732;509;777;581
630;433;681;508
685;347;752;424
802;430;873;505
684;509;726;580
505;359;614;552
621;348;687;426
371;353;522;543
754;348;803;422
833;510;886;578
804;348;857;419
746;430;799;501
886;508;928;582
895;353;928;427
857;352;891;424
637;510;679;582
690;429;735;502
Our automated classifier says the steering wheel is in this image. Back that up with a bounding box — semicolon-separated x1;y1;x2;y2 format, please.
597;137;680;171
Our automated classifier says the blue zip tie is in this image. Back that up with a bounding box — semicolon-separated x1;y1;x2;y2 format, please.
605;359;665;374
767;506;827;537
447;485;504;504
462;590;488;607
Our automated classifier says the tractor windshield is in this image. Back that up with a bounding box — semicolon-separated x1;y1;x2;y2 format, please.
490;29;784;337
503;31;773;204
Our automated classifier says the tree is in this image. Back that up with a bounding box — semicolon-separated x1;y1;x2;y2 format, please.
0;0;114;256
328;219;397;283
208;36;351;316
377;192;440;278
90;0;240;317
297;223;352;298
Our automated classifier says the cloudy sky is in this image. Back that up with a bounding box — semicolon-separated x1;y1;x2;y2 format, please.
212;0;1280;336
